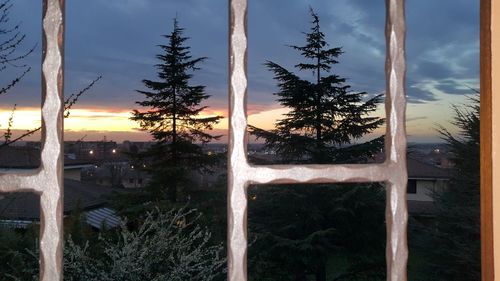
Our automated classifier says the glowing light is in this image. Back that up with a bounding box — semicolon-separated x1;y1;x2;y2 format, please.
0;107;41;129
0;106;288;135
248;108;289;130
65;109;137;131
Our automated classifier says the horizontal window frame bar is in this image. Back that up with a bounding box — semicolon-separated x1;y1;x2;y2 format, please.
227;0;408;280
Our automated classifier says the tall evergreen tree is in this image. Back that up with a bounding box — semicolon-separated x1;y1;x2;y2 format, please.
249;8;384;164
248;9;386;281
132;18;222;202
420;95;480;280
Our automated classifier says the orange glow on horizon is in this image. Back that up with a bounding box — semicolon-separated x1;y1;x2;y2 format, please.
0;100;459;143
0;107;139;132
0;106;288;141
0;107;41;130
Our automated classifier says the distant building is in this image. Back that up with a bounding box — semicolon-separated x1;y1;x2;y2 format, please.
0;146;94;181
0;146;41;169
0;178;124;229
91;163;150;189
121;141;154;153
406;157;451;217
0;146;122;229
64;140;119;161
64;158;95;181
189;167;226;190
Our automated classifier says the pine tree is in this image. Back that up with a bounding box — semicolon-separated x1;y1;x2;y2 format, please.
420;95;480;280
247;9;386;281
249;8;384;164
132;18;222;202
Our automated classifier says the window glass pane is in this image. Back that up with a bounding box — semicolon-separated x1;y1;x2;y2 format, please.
0;1;42;166
247;0;386;165
406;0;480;279
248;183;386;281
407;180;417;194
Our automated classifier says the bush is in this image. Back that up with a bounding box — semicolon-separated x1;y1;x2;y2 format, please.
6;208;226;281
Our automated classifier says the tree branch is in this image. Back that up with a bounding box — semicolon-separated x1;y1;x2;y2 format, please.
0;76;102;147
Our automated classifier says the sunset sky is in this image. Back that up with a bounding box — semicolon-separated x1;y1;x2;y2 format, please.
0;0;478;143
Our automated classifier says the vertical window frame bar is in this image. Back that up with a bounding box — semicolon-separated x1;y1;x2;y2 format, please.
227;0;408;280
0;0;65;280
480;0;495;280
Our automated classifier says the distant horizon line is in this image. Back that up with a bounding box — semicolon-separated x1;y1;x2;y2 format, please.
6;140;447;146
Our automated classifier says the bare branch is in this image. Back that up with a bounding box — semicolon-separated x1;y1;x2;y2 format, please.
1;76;102;147
3;103;15;142
0;126;40;147
65;75;102;117
0;66;29;96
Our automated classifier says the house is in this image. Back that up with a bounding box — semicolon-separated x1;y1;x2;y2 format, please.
64;158;94;181
0;146;94;181
0;178;123;229
0;146;123;229
249;151;451;217
0;146;40;169
406;157;451;216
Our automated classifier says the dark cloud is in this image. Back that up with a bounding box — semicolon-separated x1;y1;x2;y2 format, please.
434;80;475;96
404;0;479;102
247;0;387;105
415;61;455;80
407;87;439;104
1;0;478;110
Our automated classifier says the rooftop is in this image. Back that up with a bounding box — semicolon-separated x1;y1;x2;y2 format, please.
407;157;450;179
0;178;124;220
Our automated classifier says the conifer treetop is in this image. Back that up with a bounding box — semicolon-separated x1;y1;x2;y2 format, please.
250;8;384;164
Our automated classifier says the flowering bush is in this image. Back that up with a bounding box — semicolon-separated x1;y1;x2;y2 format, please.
7;208;226;281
